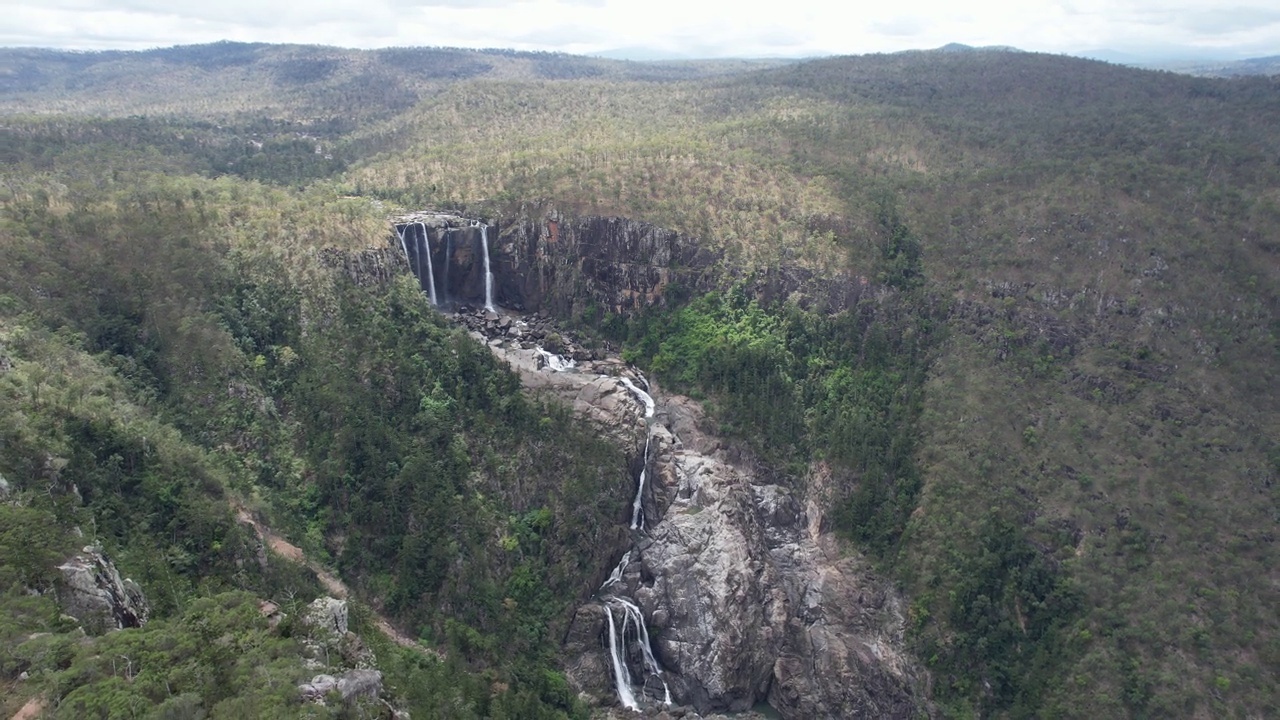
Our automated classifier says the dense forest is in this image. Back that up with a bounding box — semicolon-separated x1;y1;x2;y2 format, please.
1;42;1277;719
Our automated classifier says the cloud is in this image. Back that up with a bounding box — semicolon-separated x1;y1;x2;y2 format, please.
1178;7;1280;35
1;0;1279;59
869;16;928;38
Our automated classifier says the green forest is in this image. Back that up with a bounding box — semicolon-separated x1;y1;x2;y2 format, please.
1;42;1278;719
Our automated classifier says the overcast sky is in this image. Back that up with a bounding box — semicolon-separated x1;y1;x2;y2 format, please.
2;0;1277;60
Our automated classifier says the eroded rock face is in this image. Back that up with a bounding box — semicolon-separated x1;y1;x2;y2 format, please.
477;319;929;719
395;210;713;314
630;399;925;718
391;208;874;319
56;545;149;633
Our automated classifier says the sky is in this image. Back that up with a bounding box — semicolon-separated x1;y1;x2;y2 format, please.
2;0;1277;61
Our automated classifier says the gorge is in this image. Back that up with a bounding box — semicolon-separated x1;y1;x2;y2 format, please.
7;42;1277;720
394;212;930;717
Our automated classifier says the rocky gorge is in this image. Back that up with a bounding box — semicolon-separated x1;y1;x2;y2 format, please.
433;229;932;718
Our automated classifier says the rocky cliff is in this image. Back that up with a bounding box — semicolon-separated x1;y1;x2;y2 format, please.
458;309;930;719
392;208;870;318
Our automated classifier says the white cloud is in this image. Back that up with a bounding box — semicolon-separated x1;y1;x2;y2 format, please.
1;0;1277;58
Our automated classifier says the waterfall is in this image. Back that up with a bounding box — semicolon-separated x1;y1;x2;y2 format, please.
538;348;576;372
619;377;656;419
602;596;672;708
601;550;632;591
630;431;651;530
417;222;437;306
605;605;640;711
396;225;412;271
597;371;670;709
479;222;496;312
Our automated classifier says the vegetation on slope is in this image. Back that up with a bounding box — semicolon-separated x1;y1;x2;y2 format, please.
2;44;1277;719
0;169;626;717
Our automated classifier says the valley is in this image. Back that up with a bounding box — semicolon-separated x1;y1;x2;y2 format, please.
1;41;1277;719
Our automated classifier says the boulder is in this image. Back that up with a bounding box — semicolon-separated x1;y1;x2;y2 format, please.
55;545;148;633
298;669;384;703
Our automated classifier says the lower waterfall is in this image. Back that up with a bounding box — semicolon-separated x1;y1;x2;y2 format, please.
600;553;671;710
594;373;670;709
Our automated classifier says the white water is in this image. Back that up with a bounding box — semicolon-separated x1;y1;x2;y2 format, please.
605;605;640;711
537;348;576;372
417;222;438;306
630;431;651;530
598;370;672;708
619;377;656;419
478;222;495;312
601;550;631;591
605;596;672;707
396;225;411;271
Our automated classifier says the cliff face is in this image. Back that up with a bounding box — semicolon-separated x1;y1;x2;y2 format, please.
393;209;870;317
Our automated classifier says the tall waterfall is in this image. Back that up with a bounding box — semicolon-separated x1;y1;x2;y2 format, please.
416;222;437;306
601;567;671;709
479;222;496;312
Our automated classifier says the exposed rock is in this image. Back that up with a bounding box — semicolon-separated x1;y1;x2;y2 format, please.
475;312;929;719
390;208;871;319
298;673;339;701
298;669;385;703
301;596;378;670
306;596;349;640
55;545;148;633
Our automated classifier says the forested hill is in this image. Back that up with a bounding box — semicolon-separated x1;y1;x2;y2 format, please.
0;42;787;121
2;42;1278;719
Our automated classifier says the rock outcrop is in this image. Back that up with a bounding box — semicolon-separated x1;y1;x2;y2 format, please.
300;596;378;670
298;669;384;703
55;545;149;633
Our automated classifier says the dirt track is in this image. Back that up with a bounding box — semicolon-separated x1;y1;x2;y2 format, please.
233;503;440;657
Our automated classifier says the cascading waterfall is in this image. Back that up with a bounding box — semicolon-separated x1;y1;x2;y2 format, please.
599;590;671;709
416;223;438;306
605;605;640;711
538;348;576;372
619;377;656;419
593;372;670;709
601;550;632;591
613;597;673;706
619;376;657;530
478;221;496;312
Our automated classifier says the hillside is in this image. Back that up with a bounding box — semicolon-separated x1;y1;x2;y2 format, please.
1;44;1277;719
